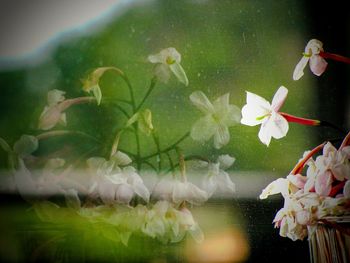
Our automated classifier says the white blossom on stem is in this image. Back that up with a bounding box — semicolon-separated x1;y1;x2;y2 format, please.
148;47;188;86
190;91;241;149
241;86;289;146
293;39;327;80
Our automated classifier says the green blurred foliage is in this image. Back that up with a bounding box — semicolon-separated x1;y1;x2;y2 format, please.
0;0;320;174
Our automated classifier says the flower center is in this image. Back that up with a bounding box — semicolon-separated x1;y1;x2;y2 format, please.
166;56;176;65
256;113;270;121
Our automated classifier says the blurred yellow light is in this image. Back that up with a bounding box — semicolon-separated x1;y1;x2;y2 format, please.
186;228;250;263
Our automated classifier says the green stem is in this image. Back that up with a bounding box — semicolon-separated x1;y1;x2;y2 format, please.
121;74;142;168
122;74;136;113
104;102;131;119
166;152;175;174
110;130;122;158
142;132;190;161
102;98;132;106
152;131;162;172
135;77;157;112
135;123;141;170
163;154;210;175
142;161;158;172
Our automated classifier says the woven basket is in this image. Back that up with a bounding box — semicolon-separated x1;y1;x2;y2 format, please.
309;216;350;263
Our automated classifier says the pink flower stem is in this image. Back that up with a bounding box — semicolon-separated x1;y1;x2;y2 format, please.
280;113;345;134
319;51;350;64
329;181;346;197
279;112;320;126
291;142;326;175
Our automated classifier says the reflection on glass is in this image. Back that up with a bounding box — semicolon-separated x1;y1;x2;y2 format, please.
1;0;348;262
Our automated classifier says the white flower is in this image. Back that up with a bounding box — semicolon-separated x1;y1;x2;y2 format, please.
259;178;290;199
293;39;328;80
148;47;188;86
37;158;67;196
141;201;203;243
38;89;68;130
241;86;289;146
273;191;321;241
316;142;350;181
190;91;241;149
152;176;208;205
97;166;150;205
201;155;236;198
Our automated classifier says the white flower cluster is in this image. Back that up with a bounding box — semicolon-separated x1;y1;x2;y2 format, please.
5;131;236;245
260;140;350;241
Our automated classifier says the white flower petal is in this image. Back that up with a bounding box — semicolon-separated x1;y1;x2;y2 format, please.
169;62;189;86
246;91;271;110
201;174;217;197
258;123;272;146
38;105;62;130
190;115;217;142
309;55;327;76
154;64;171;83
47;89;65;106
111;151;132;166
190;91;215;114
173;181;208;205
222;104;241;126
217;154;235;170
306;39;323;54
165;47;181;63
213;124;230;149
240;104;266;126
212;93;230;112
259;178;289;199
293;56;309;80
315;171;333;196
216;171;235;194
98;181;116;204
148;53;166;64
132;181;150;203
115;184;134;204
271;86;288;112
323;142;337;156
267;112;289;139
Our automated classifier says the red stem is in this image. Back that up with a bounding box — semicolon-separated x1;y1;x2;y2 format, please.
319;51;350;64
329;181;346;197
291;142;325;175
280;112;320;126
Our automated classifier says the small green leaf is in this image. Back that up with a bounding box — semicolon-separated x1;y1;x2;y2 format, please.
138;109;154;136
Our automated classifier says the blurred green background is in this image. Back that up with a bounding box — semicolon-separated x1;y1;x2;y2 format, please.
0;0;325;173
1;0;349;262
